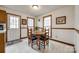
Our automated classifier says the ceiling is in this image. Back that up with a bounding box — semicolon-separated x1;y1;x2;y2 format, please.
3;5;69;16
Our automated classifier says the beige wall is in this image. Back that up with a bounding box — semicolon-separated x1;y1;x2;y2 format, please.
38;6;75;28
38;6;75;44
52;6;74;28
74;6;79;52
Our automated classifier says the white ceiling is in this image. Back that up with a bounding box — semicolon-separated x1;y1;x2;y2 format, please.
4;5;69;16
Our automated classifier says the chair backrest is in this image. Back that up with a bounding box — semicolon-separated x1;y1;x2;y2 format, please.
28;28;32;39
42;28;45;32
45;28;49;38
43;28;49;40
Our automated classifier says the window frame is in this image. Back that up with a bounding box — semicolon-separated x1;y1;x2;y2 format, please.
43;15;52;38
7;13;21;29
27;17;35;30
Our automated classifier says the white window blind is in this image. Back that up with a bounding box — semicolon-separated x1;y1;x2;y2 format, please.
28;18;33;27
44;16;51;27
8;14;20;29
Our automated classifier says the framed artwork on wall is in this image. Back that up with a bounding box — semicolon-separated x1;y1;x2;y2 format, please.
21;19;27;25
56;16;66;24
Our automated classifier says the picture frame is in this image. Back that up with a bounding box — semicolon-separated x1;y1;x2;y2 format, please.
21;19;27;25
56;16;66;24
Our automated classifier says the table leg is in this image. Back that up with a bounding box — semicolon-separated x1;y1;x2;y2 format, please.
37;36;40;50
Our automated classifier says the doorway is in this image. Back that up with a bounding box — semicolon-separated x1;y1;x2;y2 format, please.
27;17;35;37
7;13;21;42
43;15;52;38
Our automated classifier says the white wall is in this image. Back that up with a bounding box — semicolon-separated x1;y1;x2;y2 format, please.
38;6;75;44
52;6;74;28
74;6;79;52
52;6;75;44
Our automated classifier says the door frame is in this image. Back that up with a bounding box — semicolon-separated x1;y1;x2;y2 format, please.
7;13;21;42
27;17;35;37
43;15;52;38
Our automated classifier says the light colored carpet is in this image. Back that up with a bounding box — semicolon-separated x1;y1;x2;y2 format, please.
5;38;74;53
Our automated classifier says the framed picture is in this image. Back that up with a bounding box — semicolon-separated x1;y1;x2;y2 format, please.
56;16;66;24
21;19;27;25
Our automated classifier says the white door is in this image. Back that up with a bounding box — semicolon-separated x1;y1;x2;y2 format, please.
7;14;21;41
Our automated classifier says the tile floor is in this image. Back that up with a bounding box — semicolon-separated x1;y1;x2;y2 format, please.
5;38;74;53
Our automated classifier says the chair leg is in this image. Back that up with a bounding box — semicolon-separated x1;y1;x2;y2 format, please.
31;40;33;48
47;40;49;45
36;39;39;46
28;39;30;45
44;41;45;49
38;40;40;50
47;40;49;46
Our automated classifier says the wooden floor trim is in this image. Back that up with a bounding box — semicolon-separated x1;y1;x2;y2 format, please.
50;39;74;46
52;28;75;30
74;28;79;33
21;37;27;39
50;39;76;53
7;39;22;46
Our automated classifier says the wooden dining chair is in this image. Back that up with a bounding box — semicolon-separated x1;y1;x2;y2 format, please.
45;29;49;45
40;28;49;49
42;28;45;32
28;28;32;45
28;28;37;48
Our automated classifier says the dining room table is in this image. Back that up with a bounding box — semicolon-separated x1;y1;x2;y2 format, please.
32;30;46;50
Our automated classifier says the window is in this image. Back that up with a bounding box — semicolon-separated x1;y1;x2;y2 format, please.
44;16;51;29
27;17;34;30
28;18;33;27
43;15;52;37
8;14;20;29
